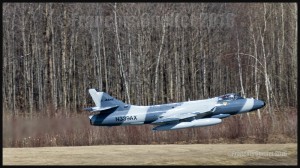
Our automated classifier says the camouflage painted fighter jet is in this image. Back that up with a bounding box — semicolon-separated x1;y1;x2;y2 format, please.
85;89;265;131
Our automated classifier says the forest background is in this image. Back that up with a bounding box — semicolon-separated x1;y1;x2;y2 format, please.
2;3;297;147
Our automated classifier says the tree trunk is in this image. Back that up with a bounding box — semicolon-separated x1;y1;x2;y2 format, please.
61;5;68;110
114;3;130;104
153;16;166;103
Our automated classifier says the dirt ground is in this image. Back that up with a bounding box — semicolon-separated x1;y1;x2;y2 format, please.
3;143;297;165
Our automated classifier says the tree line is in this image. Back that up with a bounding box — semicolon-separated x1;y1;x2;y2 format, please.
2;3;297;147
3;3;297;116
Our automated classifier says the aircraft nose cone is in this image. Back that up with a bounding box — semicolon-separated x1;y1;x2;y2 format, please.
253;99;265;110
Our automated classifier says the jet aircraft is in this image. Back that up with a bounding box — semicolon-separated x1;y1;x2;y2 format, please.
84;89;265;131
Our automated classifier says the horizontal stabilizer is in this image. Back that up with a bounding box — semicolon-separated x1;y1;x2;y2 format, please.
84;105;119;112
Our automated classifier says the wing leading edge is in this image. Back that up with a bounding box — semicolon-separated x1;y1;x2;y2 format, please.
152;97;218;124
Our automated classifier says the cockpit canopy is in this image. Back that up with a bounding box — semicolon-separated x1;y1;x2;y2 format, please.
218;93;244;101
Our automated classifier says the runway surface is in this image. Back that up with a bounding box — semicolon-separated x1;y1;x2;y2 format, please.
3;143;297;165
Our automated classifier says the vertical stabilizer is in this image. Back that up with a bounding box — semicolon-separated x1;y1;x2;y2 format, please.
88;89;126;108
88;89;103;107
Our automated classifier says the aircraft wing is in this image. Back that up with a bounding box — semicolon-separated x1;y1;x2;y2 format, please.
152;111;213;124
152;112;200;124
152;117;181;124
152;97;218;124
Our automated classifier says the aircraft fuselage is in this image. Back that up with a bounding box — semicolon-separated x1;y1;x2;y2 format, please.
89;95;265;127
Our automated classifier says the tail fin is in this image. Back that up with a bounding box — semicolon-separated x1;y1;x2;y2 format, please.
88;89;126;109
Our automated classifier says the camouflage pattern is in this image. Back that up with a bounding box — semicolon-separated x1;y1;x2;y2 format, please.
85;89;265;131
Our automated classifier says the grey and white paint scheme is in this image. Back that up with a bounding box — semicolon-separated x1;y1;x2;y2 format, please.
85;89;265;131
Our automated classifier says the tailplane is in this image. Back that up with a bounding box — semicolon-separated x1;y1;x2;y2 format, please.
84;89;126;112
